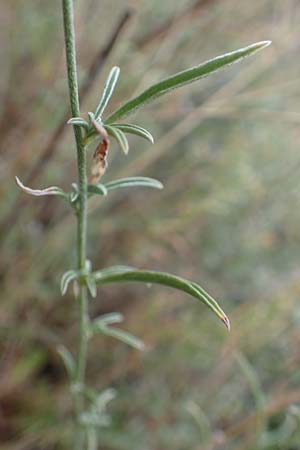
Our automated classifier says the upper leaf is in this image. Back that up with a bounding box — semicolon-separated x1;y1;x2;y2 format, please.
93;268;230;330
110;123;154;144
104;177;163;192
94;66;120;119
105;41;271;123
105;125;129;154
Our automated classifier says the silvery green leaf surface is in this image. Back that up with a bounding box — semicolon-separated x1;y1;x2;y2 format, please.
70;183;79;203
94;66;120;119
105;41;271;123
105;125;129;154
86;275;97;298
67;117;89;130
91;318;144;350
93;312;124;326
94;389;117;412
94;269;230;329
88;111;95;124
110;123;154;144
93;265;135;279
60;269;78;295
57;345;76;379
16;177;68;199
97;325;145;350
104;177;163;191
87;183;108;197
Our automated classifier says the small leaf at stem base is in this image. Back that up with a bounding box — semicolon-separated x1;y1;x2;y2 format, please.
16;176;67;198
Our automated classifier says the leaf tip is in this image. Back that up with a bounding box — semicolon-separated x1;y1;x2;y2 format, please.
221;314;231;331
256;40;272;49
137;341;146;351
113;65;121;74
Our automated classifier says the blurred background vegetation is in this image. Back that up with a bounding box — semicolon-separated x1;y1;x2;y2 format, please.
1;0;300;449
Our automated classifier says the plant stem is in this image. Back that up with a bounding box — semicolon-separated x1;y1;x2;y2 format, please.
62;0;89;447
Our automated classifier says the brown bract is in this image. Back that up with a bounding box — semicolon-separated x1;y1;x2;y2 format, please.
89;137;110;184
89;119;110;184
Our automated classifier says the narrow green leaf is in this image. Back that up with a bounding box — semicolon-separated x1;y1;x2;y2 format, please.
110;123;154;144
104;177;163;191
87;183;108;197
57;345;76;379
93;265;135;279
105;41;271;123
105;125;129;154
91;315;144;350
93;269;230;330
16;177;68;199
67;117;89;130
70;183;79;203
99;325;145;350
94;388;116;412
93;312;124;326
190;282;230;330
88;111;95;124
95;66;120;119
86;275;97;298
60;269;78;295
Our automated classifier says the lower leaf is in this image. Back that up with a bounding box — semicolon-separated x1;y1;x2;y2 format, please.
93;268;230;330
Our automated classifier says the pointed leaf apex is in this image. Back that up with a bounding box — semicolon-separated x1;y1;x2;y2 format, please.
15;176;67;198
221;314;231;331
255;40;272;49
105;41;273;123
94;66;121;119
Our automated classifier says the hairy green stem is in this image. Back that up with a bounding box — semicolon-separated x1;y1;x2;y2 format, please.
62;0;89;447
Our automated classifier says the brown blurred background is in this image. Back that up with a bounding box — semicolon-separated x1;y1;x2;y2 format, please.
1;0;300;449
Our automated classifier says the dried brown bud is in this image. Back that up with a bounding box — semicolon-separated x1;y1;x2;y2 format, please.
89;138;110;184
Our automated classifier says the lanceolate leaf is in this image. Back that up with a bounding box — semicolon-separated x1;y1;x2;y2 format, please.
97;325;145;350
91;316;144;350
67;117;89;130
60;270;78;295
94;389;117;412
57;345;76;379
105;41;271;123
93;312;124;326
95;66;120;119
93;268;230;329
105;125;129;154
110;123;154;144
92;265;136;278
190;282;230;330
87;183;108;197
16;177;68;199
86;275;97;298
104;177;163;192
70;183;79;203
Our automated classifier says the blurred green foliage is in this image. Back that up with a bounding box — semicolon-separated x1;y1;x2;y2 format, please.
1;0;300;449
